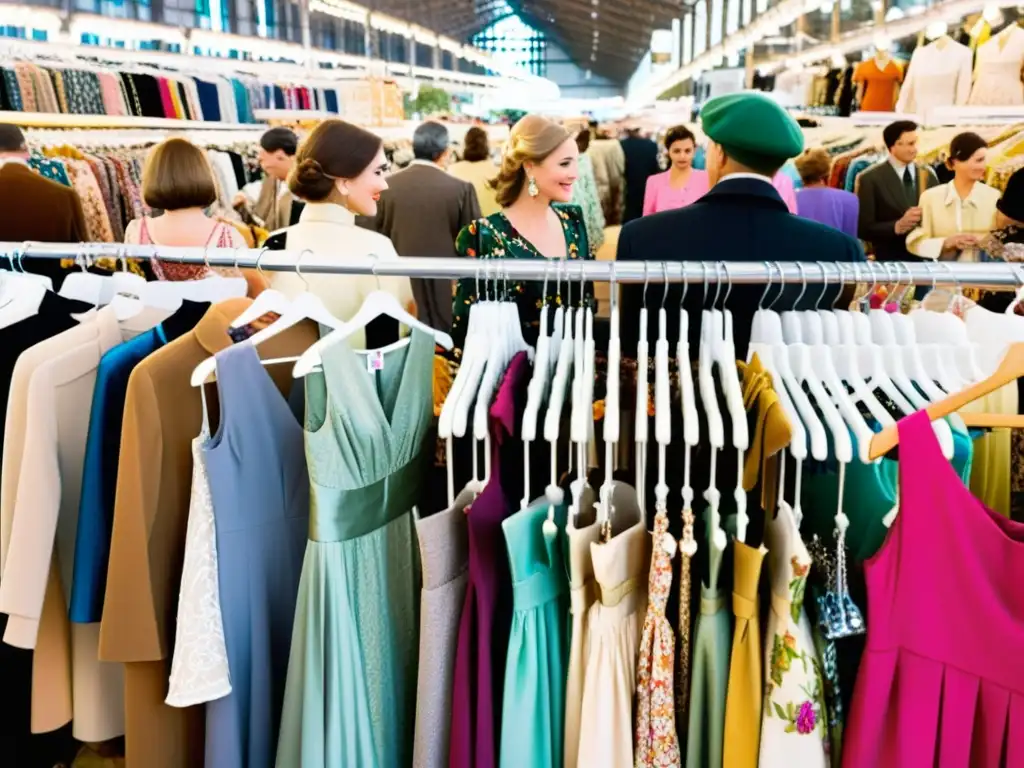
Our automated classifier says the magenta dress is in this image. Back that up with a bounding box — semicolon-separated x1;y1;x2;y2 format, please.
844;410;1024;767
449;352;531;768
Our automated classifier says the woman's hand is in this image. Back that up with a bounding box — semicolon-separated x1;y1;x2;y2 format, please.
941;234;977;254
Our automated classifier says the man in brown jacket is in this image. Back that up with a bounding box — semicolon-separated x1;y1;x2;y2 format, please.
0;125;88;288
235;127;303;233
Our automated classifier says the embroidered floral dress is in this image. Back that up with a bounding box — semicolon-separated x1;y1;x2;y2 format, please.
450;203;595;358
634;508;681;767
760;500;830;768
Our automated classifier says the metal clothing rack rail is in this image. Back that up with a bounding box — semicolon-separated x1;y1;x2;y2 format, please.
2;241;1023;288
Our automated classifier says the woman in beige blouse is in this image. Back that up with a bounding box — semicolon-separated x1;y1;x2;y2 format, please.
907;131;1000;261
449;127;499;216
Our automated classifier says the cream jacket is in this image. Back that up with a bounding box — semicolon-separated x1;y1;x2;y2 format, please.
907;181;1000;260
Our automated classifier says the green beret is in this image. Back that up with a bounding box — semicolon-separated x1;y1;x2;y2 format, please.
700;91;804;170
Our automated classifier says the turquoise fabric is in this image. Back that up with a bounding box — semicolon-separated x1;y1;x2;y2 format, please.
802;420;973;562
499;498;570;767
276;329;435;768
685;523;731;768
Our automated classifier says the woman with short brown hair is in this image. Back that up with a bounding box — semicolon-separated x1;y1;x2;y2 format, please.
793;147;859;238
125;137;246;281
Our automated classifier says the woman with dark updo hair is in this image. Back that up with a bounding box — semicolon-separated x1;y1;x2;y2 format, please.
269;119;414;347
907;131;1000;261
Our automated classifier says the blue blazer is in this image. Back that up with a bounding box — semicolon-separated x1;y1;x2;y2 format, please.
616;177;866;357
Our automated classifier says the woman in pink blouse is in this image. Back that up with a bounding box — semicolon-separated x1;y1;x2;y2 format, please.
642;125;710;215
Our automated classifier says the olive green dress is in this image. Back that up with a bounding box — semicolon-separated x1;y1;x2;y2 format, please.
276;329;434;768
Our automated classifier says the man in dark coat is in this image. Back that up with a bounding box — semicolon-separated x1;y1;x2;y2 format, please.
617;91;866;359
620;127;661;224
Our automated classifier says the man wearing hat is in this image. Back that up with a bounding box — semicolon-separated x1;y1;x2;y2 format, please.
617;91;865;359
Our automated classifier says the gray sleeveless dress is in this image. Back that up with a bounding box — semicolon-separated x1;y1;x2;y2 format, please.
202;341;310;768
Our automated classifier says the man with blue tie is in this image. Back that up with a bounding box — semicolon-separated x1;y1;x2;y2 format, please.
617;91;866;359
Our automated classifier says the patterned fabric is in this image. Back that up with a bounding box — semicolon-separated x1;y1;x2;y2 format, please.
572;154;606;251
451;203;595;357
27;154;71;187
66;159;115;243
634;510;681;767
676;507;696;743
137;218;241;281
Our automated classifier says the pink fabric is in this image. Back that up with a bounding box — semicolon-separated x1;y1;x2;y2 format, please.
772;172;798;214
98;73;126;116
157;78;175;119
642;169;710;215
843;410;1024;767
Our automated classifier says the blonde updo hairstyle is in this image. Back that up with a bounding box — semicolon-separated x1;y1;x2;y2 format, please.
288;118;383;203
491;115;572;208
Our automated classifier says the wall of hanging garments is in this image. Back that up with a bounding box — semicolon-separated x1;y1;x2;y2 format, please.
1;248;1023;768
0;59;351;123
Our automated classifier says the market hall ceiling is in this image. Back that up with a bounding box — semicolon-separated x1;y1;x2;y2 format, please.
368;0;688;83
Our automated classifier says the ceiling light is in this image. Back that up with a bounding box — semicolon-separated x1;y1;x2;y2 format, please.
591;11;598;18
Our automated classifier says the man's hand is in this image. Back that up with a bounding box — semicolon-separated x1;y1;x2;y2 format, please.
894;206;922;235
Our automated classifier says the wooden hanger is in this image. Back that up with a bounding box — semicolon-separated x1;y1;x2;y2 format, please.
869;342;1024;459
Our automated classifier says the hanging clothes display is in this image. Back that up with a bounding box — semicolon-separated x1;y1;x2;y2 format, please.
969;25;1024;106
896;36;973;114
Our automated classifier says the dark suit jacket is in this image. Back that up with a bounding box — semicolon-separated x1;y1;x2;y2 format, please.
358;162;480;330
0;162;88;288
617;177;866;359
856;160;938;262
620;136;661;223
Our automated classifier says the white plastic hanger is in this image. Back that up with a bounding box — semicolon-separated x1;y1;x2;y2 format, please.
697;264;727;552
635;265;652;514
295;257;453;378
521;262;556;511
676;272;698;558
0;244;48;324
230;247;293;329
654;264;673;533
600;263;622;528
715;264;749;541
190;249;337;387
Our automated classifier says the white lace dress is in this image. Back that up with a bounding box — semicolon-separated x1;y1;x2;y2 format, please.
165;434;232;707
759;501;830;768
969;27;1024;106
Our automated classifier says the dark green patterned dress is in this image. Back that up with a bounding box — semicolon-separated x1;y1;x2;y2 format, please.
450;203;596;358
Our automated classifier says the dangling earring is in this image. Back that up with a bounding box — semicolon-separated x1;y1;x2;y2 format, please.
528;176;538;197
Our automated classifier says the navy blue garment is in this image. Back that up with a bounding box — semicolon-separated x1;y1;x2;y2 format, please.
273;85;286;109
324;89;339;114
69;301;209;624
195;80;222;122
617;176;866;360
620;134;661;223
202;342;309;768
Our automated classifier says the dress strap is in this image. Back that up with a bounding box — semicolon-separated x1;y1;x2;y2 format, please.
895;410;948;525
138;216;153;245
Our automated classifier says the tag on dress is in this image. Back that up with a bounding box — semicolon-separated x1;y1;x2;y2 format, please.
366;350;384;373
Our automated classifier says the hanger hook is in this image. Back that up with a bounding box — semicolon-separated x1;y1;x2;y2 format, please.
642;261;650;307
295;248;312;290
721;261;733;308
232;245;242;271
758;261;773;309
701;261;709;309
609;260;617;312
661;262;669;309
793;262;808;307
541;258;551;305
711;262;723;309
579;258;586;308
18;241;30;273
78;243;89;274
832;262;846;309
814;261;829;310
679;261;689;306
768;262;785;310
204;244;212;272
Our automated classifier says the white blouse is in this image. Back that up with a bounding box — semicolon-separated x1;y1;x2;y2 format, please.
166;434;232;708
896;37;972;114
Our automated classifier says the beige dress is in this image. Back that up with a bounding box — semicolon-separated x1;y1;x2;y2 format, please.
576;488;651;768
564;487;601;768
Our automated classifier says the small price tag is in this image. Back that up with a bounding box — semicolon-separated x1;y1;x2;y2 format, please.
366;350;385;374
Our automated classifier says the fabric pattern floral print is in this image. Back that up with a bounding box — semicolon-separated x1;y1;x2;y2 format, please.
633;510;681;767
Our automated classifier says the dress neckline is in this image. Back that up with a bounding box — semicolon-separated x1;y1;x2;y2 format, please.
498;206;572;260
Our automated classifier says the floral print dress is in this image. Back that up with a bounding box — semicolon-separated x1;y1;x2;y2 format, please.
450;203;595;358
760;499;830;768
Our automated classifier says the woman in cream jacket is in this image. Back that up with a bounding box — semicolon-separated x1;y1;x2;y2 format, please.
907;131;1000;261
269;119;414;348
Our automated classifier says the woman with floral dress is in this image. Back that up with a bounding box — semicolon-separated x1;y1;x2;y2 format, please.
450;114;595;356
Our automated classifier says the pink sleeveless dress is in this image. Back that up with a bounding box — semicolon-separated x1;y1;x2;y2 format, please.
844;410;1024;767
139;216;239;281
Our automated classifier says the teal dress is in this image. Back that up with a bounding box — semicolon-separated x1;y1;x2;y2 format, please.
276;329;434;768
685;523;731;768
498;499;570;767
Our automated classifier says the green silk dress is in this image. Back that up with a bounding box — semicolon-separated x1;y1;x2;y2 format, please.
276;329;434;768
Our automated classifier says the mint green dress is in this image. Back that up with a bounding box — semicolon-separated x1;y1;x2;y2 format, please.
276;329;434;768
498;499;570;767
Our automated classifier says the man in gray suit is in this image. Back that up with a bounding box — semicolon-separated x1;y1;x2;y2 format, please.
361;121;481;331
856;120;939;263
